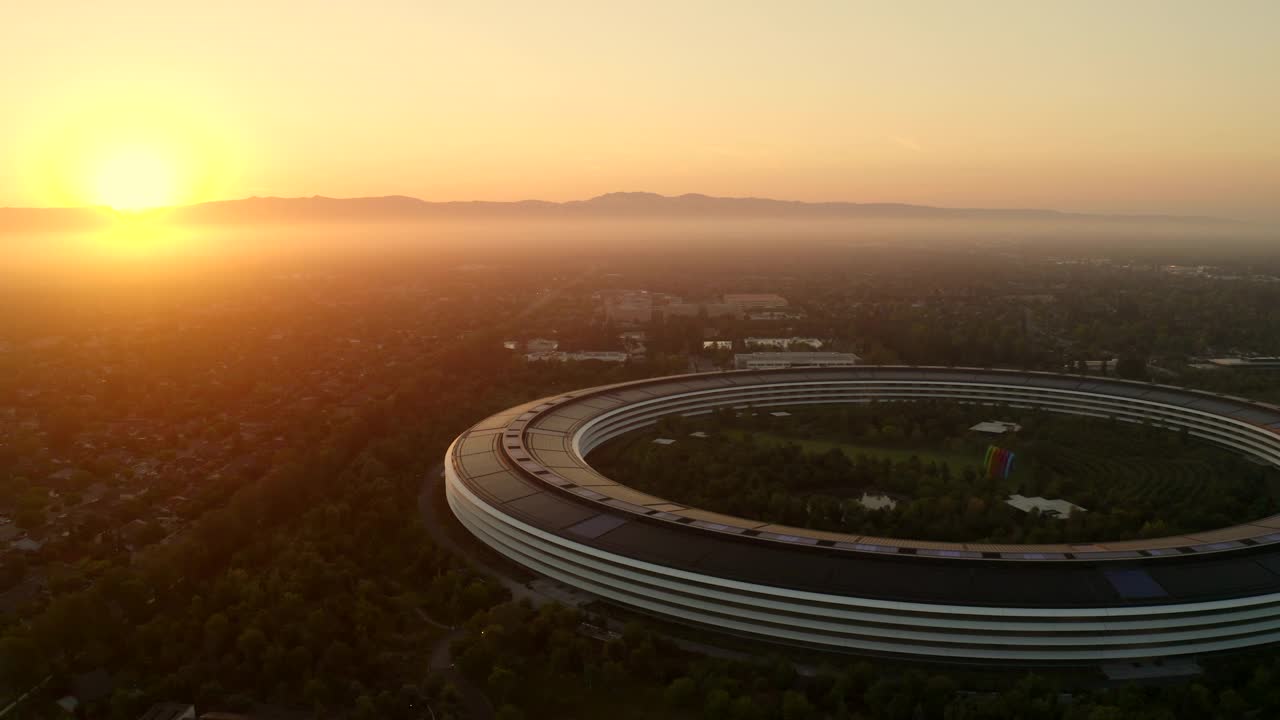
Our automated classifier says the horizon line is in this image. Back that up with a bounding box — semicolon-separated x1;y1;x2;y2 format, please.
0;191;1239;223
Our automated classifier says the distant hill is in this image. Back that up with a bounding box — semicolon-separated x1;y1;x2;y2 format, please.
0;192;1236;231
0;207;120;232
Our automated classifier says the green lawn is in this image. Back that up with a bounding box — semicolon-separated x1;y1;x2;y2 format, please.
721;429;979;471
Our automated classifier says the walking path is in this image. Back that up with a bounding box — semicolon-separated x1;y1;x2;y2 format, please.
0;676;51;719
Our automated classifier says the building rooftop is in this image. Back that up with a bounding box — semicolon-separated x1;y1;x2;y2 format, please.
724;293;788;304
1207;357;1280;368
970;421;1022;434
449;366;1280;609
1007;494;1087;519
734;352;860;369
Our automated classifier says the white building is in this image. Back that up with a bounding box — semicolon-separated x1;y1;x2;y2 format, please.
1006;494;1086;519
604;291;655;325
745;337;824;350
526;351;628;363
970;421;1023;434
1205;357;1280;369
733;352;860;370
748;310;805;321
447;367;1280;663
724;293;789;311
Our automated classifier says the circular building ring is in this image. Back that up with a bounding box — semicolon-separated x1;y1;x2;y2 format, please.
445;367;1280;662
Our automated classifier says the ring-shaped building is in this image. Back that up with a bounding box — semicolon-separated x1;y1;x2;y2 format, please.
445;367;1280;662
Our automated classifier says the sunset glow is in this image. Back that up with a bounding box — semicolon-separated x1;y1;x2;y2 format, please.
1;2;1277;220
89;145;181;211
5;2;1280;713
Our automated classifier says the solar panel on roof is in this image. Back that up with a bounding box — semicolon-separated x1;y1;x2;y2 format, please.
1074;551;1143;560
1002;552;1067;560
1139;390;1197;406
603;499;650;514
1191;541;1246;552
1085;383;1142;398
457;453;506;478
472;472;539;503
919;549;981;559
566;514;628;539
502;492;598;529
1229;408;1280;424
761;532;819;545
1104;569;1169;599
839;542;898;554
691;521;734;532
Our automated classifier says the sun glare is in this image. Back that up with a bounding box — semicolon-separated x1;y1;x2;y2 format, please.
91;145;181;211
22;85;238;212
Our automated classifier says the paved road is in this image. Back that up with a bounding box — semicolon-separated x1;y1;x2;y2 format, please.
425;624;492;720
0;676;50;719
417;463;497;720
419;462;545;606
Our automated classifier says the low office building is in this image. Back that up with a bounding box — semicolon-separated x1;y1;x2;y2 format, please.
724;293;788;311
970;421;1023;434
526;351;628;363
1206;357;1280;369
1006;494;1087;519
745;337;824;349
733;351;860;370
446;367;1280;663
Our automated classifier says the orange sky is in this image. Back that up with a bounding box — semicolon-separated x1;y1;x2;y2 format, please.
2;1;1277;220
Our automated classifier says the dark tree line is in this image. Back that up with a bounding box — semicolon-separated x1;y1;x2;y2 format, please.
594;402;1280;544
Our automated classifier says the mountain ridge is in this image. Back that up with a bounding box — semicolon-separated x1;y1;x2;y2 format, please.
0;192;1237;231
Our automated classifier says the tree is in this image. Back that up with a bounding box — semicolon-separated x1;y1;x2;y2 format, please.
705;688;732;720
1116;352;1148;380
236;627;267;660
495;704;525;720
665;676;697;708
487;666;517;705
0;636;47;687
204;613;231;656
781;690;816;720
354;694;378;720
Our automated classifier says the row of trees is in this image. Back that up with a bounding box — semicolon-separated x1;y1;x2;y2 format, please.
0;333;651;718
595;403;1279;543
6;344;1278;718
452;593;1280;720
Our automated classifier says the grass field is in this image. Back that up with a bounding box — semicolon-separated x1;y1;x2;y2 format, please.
720;429;980;471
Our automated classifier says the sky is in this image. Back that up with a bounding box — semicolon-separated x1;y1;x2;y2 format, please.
2;1;1278;220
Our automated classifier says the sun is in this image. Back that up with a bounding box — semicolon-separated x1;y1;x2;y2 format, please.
23;83;240;212
91;145;182;211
